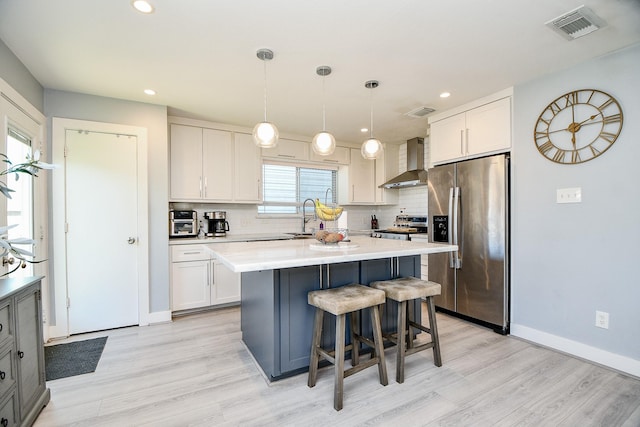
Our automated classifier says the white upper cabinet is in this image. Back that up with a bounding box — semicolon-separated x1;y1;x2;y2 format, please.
375;144;399;205
429;91;512;165
261;138;309;161
169;124;261;203
338;146;399;205
203;128;233;201
309;145;350;165
338;148;375;204
170;124;203;200
234;133;262;202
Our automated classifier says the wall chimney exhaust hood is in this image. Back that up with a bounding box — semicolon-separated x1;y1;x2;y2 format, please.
380;137;428;188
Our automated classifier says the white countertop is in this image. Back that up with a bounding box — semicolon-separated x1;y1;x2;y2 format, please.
206;235;457;273
169;232;294;245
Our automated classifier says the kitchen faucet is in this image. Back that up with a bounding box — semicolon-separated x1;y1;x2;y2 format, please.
302;198;316;233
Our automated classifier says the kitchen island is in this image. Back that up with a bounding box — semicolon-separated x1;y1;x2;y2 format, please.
207;235;456;381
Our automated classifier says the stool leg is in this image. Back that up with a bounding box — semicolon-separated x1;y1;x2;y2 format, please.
396;300;407;383
334;313;346;411
407;300;415;349
308;307;324;388
426;296;442;367
350;311;360;366
370;305;388;386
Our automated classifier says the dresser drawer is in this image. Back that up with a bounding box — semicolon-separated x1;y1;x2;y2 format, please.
0;348;15;398
0;392;17;427
171;245;210;262
0;304;11;347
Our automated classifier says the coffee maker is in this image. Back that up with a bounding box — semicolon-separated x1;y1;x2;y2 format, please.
204;211;229;237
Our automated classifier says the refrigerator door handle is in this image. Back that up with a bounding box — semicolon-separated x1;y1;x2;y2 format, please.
453;186;462;269
448;187;455;268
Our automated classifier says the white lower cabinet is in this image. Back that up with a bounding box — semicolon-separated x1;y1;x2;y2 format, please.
171;259;211;311
171;245;240;312
212;261;241;305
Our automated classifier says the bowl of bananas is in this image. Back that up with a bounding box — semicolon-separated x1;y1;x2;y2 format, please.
314;198;343;222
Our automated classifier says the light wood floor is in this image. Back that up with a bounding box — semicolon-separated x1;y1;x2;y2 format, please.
35;304;640;426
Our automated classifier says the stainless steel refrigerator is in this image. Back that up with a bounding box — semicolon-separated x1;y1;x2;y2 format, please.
427;154;509;334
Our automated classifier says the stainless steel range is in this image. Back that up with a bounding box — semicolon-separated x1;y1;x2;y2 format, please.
371;215;428;240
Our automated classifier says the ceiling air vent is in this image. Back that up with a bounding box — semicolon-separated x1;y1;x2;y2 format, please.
545;5;606;40
405;106;435;118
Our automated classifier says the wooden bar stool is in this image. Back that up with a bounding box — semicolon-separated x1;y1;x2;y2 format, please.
370;277;442;383
307;284;388;411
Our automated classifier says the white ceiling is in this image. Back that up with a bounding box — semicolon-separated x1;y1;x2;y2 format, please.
1;0;639;145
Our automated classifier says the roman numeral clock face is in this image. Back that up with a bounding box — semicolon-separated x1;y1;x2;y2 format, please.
534;89;623;164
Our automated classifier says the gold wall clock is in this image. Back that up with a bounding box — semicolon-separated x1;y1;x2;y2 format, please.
534;89;623;164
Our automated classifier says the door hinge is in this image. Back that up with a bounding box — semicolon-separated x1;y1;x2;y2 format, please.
65;223;69;233
67;297;70;308
64;144;69;157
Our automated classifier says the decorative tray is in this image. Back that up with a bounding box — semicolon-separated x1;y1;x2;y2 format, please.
309;242;359;251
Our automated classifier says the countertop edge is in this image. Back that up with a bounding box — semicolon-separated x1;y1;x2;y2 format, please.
205;237;457;273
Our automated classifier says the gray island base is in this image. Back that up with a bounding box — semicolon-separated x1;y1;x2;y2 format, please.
206;236;457;381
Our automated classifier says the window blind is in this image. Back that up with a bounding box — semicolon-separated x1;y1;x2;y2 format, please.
259;163;337;214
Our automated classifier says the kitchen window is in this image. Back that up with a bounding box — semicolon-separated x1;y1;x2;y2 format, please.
259;162;337;214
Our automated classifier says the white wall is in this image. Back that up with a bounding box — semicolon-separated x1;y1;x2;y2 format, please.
44;90;170;314
510;44;640;376
0;38;43;111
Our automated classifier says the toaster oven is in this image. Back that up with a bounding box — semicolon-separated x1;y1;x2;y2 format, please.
169;210;197;237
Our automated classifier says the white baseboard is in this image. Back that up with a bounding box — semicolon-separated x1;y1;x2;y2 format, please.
510;323;640;379
144;310;172;325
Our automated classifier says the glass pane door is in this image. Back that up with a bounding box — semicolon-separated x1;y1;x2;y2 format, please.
5;127;34;277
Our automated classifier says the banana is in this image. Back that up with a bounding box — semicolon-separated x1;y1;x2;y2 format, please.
314;199;343;221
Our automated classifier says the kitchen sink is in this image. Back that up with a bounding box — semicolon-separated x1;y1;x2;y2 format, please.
285;232;315;239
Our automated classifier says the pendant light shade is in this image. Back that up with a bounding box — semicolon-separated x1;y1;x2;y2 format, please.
312;131;336;155
253;49;279;148
312;65;336;156
361;137;383;159
361;80;383;160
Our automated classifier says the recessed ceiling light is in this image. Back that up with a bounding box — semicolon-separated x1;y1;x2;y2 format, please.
440;92;451;98
132;0;154;14
360;128;368;133
144;89;156;96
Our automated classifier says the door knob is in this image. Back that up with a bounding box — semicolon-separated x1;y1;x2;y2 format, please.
128;237;136;244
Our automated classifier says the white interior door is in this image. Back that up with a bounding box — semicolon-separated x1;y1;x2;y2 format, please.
65;130;139;334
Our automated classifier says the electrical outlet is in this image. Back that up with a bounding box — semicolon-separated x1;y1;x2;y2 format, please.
595;311;609;329
557;187;582;203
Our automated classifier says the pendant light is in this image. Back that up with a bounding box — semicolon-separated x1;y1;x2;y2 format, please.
311;65;336;156
252;48;279;148
361;80;383;160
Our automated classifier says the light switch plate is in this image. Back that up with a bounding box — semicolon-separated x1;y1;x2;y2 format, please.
557;187;582;203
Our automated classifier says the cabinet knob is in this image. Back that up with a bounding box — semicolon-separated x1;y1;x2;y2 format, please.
1;417;7;426
18;351;24;359
0;371;5;380
0;323;2;332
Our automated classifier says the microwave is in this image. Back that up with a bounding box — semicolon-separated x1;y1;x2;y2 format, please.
169;210;197;237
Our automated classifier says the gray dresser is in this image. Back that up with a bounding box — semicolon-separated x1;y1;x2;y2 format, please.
0;277;50;426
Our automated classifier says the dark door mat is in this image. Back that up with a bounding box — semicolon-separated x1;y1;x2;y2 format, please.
44;336;108;381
